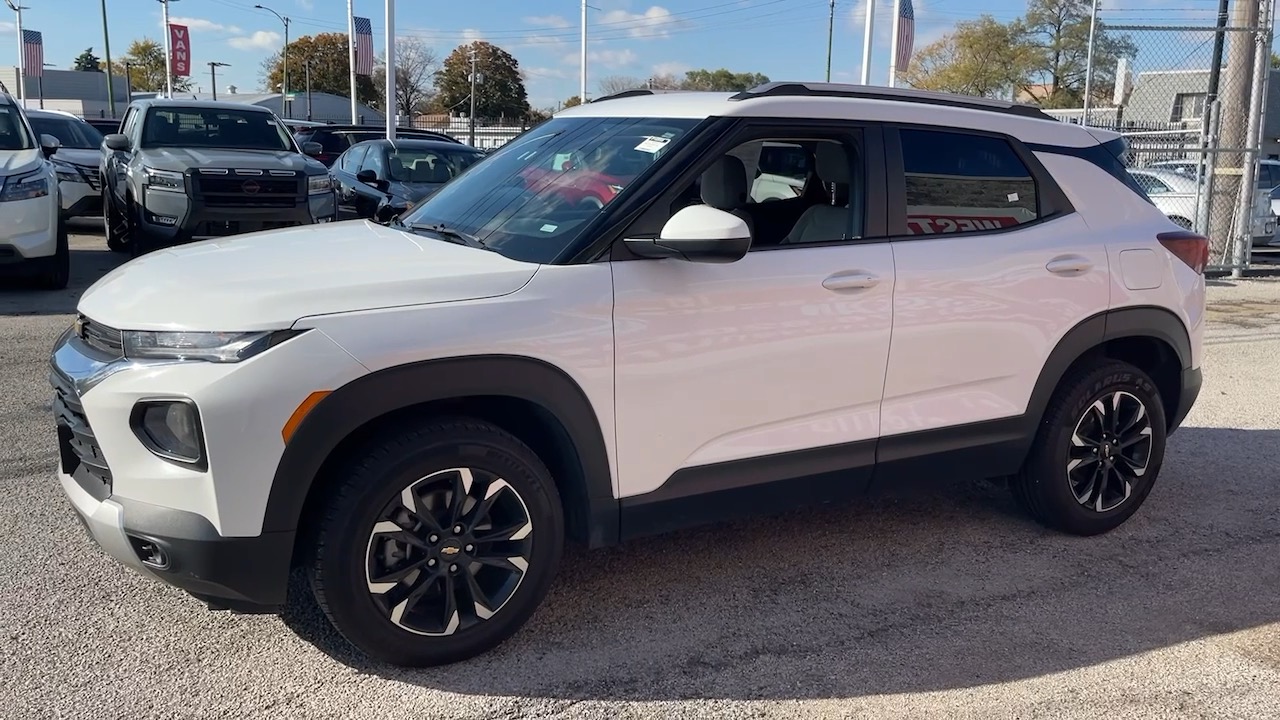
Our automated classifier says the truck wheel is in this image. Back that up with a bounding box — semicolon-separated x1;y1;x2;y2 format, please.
308;417;564;667
125;200;152;258
104;190;128;253
1011;360;1167;536
37;217;70;290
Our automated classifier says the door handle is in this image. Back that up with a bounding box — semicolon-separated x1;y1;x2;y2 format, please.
822;271;880;291
1046;255;1093;275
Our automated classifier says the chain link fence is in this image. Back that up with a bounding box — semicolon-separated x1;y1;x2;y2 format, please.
1061;12;1278;275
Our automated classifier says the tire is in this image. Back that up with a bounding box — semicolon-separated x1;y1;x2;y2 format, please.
36;216;70;291
308;417;565;667
104;190;128;253
125;199;152;259
1169;215;1193;230
1011;360;1167;536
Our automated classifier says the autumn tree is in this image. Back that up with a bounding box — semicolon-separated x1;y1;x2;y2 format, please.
679;68;769;91
433;41;531;119
562;95;583;108
73;48;103;72
1020;0;1135;108
121;38;192;92
260;33;379;106
904;16;1035;97
372;37;440;117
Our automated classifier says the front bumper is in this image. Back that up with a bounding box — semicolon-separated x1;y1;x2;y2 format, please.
59;179;102;219
138;187;337;246
0;193;58;261
48;320;368;610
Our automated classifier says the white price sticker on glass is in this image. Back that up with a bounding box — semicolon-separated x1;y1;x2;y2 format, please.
634;136;671;153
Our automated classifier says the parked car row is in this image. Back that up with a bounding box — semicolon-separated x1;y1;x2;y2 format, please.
1129;158;1280;246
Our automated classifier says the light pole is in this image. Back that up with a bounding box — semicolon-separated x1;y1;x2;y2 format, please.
4;0;27;101
123;61;132;101
101;0;115;117
157;0;178;97
305;59;312;120
254;4;290;118
38;62;52;109
384;0;395;140
208;61;229;101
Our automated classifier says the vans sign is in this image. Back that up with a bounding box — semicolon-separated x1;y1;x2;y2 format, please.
169;24;191;77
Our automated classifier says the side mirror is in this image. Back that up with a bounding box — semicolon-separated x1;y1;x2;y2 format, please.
103;133;131;152
40;133;61;157
302;141;323;157
356;169;378;185
623;205;752;263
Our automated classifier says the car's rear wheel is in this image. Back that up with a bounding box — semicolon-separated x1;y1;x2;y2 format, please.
1012;360;1167;535
308;418;564;667
36;216;70;290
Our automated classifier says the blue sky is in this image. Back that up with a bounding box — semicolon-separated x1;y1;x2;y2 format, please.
0;0;1243;111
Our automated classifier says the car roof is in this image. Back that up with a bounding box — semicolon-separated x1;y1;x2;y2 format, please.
1130;167;1198;185
556;81;1103;149
24;108;88;120
131;98;275;113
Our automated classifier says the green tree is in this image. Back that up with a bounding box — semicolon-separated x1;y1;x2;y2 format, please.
679;68;770;91
433;41;531;119
904;16;1036;97
260;33;379;106
73;47;103;72
121;38;192;92
1020;0;1135;108
1271;51;1279;69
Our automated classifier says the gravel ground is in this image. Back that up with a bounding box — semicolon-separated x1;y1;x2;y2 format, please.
2;228;1279;720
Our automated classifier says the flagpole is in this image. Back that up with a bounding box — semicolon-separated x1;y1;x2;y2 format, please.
158;0;175;97
887;0;901;87
384;0;394;140
5;0;26;101
860;0;875;85
347;0;357;122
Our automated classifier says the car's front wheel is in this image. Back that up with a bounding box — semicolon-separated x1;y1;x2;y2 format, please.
103;190;129;253
1012;360;1168;536
308;418;564;667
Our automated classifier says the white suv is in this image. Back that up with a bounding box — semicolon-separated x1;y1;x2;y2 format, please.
50;82;1206;667
0;88;68;289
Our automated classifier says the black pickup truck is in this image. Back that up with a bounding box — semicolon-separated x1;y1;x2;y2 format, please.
100;99;336;256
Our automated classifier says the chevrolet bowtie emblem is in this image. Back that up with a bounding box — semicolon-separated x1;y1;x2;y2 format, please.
440;546;460;556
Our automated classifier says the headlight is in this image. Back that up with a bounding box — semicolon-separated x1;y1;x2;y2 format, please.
122;329;304;363
54;164;85;184
0;173;49;202
143;167;184;193
308;174;333;194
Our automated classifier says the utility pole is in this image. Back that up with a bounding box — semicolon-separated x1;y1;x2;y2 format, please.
101;0;115;117
384;0;395;140
158;0;178;97
1209;0;1260;266
255;5;290;118
860;0;876;84
826;0;835;82
1081;0;1101;125
208;61;228;101
4;0;27;101
469;44;479;146
346;0;357;123
123;61;132;101
305;60;312;120
580;0;587;102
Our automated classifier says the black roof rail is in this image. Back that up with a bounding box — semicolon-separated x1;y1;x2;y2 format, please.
728;81;1055;121
589;88;693;103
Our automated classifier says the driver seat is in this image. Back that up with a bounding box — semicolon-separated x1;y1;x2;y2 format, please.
699;155;755;239
781;143;857;244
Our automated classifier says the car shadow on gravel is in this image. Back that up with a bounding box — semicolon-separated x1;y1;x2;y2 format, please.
280;425;1280;700
0;248;125;317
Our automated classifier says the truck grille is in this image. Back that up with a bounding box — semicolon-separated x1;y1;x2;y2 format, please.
193;170;302;208
192;219;303;238
50;365;112;499
84;167;102;191
76;315;124;358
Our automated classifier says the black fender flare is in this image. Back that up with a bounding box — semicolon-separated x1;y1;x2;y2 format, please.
261;355;617;545
1025;304;1191;430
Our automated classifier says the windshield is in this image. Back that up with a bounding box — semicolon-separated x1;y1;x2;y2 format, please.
0;106;35;151
399;116;700;263
141;107;296;151
29;115;103;149
385;146;486;184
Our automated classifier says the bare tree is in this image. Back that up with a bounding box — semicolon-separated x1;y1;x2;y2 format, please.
374;37;442;118
597;75;645;96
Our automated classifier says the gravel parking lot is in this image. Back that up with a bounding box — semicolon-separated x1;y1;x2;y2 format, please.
3;227;1279;720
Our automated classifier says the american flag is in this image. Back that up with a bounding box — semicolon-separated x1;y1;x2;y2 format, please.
23;30;43;78
353;16;374;76
894;0;915;74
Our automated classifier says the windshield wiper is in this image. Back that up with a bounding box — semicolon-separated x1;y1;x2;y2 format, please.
400;220;490;249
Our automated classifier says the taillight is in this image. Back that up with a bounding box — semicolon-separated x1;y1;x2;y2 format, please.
1157;230;1210;274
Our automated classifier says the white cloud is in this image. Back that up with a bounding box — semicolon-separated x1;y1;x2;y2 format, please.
525;14;572;29
295;0;315;10
462;28;485;43
523;66;569;80
167;16;241;34
569;48;637;69
651;61;689;77
598;6;686;40
0;21;13;33
228;31;282;51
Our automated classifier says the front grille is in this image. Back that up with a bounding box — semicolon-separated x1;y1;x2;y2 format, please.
76;315;124;358
84;167;102;191
192;219;303;238
193;170;302;209
50;366;112;499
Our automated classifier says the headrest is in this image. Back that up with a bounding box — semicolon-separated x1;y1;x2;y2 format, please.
815;142;850;184
699;155;749;209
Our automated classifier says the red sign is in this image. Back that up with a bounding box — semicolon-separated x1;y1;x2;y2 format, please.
906;215;1024;234
168;23;191;77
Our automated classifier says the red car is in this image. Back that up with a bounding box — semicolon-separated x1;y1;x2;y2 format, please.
518;134;663;208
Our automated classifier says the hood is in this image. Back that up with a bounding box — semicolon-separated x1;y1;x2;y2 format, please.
0;148;43;177
136;147;326;175
77;220;540;332
51;147;101;169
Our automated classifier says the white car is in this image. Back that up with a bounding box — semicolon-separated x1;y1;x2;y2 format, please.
1129;167;1199;228
50;82;1206;667
25;108;105;221
0;88;68;289
1147;158;1279;243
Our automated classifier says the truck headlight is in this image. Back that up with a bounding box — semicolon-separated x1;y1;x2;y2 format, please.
122;329;304;363
0;173;50;202
143;167;185;193
308;174;333;194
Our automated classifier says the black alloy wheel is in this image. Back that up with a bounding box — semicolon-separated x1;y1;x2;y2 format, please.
1066;390;1154;513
